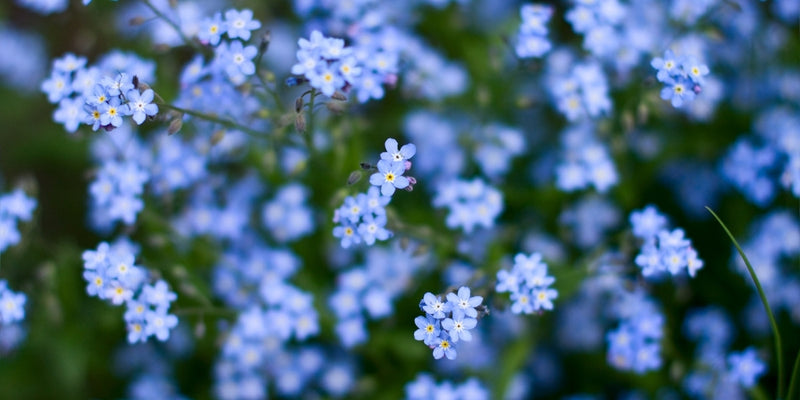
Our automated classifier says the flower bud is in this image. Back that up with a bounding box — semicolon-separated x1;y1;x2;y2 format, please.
347;171;362;185
168;118;183;135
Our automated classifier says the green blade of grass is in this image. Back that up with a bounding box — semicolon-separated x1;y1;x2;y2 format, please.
787;349;800;400
706;206;784;399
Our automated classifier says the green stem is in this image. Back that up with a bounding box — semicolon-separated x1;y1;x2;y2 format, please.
139;0;205;53
749;384;770;400
304;89;317;150
174;307;238;317
788;349;800;400
159;103;264;138
706;206;784;399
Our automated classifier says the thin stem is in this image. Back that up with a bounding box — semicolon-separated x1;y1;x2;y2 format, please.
159;103;264;138
174;307;238;317
788;349;800;400
749;384;770;400
706;206;784;399
139;0;205;53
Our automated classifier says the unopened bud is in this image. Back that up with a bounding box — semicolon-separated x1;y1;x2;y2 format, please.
347;171;362;185
637;103;649;125
621;111;634;133
404;160;412;171
171;265;188;280
326;101;345;114
331;91;347;101
295;113;306;133
179;282;198;297
129;16;146;26
195;321;206;338
404;184;414;192
168;118;183;135
295;97;304;113
132;75;139;89
259;30;271;54
407;176;417;185
211;129;226;145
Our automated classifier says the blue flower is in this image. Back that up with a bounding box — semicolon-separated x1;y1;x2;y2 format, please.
126;89;158;125
413;315;441;345
144;308;179;341
357;213;391;245
380;138;416;163
445;286;483;318
432;333;457;360
0;287;26;324
421;292;450;319
333;222;361;248
100;73;133;97
224;9;261;41
98;97;128;127
0;189;37;222
369;160;409;196
532;288;558;311
651;50;680;82
53;97;84;132
727;348;766;388
198;12;226;46
142;280;177;310
440;311;477;343
660;76;696;108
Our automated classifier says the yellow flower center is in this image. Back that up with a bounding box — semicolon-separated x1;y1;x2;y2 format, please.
385;173;395;182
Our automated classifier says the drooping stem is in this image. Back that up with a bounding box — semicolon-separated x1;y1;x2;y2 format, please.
706;206;784;399
159;103;264;138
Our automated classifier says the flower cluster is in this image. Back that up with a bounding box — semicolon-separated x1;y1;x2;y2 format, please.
262;184;315;243
565;0;627;58
432;178;503;234
211;240;324;399
515;4;553;59
332;138;416;248
630;205;704;278
41;53;158;133
683;307;768;397
291;30;362;98
89;160;149;227
198;9;261;46
203;10;263;86
606;288;664;374
652;49;709;108
405;374;489;400
414;287;484;360
721;108;800;206
554;123;618;193
0;189;37;254
82;241;178;343
330;244;426;348
496;252;558;314
547;57;612;121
